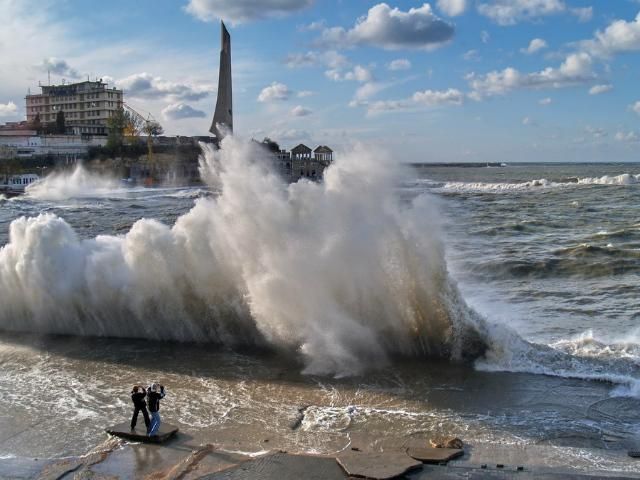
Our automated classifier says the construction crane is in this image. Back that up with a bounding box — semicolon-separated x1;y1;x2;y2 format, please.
123;103;163;167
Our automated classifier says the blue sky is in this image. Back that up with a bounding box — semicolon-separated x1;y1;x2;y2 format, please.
1;0;640;162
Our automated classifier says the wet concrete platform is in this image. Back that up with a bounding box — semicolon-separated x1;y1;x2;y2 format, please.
406;446;464;463
105;422;178;443
336;450;422;479
1;436;639;479
204;452;346;480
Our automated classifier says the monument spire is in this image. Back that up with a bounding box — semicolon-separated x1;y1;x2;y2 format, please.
210;20;233;140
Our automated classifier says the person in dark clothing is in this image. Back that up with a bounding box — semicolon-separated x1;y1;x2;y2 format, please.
130;385;150;431
146;383;165;436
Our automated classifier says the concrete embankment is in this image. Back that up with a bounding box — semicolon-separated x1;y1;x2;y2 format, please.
2;433;639;480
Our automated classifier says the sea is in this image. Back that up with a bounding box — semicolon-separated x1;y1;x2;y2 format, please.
0;141;639;475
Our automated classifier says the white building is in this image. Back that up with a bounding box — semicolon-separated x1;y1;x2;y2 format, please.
0;134;106;161
26;80;123;136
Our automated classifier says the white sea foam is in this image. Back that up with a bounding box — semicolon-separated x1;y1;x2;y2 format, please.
477;326;640;398
0;137;485;377
432;173;640;193
577;173;640;185
25;165;120;200
437;178;558;193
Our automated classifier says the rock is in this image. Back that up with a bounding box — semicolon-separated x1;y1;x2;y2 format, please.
429;436;463;449
629;450;640;458
289;405;309;430
406;447;464;464
336;451;421;480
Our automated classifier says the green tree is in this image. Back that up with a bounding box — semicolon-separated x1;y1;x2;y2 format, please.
107;108;144;150
143;120;163;138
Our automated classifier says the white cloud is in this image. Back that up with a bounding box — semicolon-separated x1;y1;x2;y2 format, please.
161;103;206;120
468;52;594;99
258;82;291;102
36;57;81;79
539;97;552;105
572;7;593;23
318;3;454;50
325;65;373;83
413;88;464;105
615;131;639;143
284;50;348;69
631;101;640;115
463;49;480;61
388;59;411;71
365;88;464;114
297;90;315;98
290;105;312;116
298;20;325;32
585;126;607;139
0;101;18;117
267;128;311;142
477;0;586;25
117;72;212;101
437;0;467;17
481;30;490;44
522;116;532;125
522;38;548;55
581;12;640;58
185;0;314;24
352;82;386;103
589;84;612;95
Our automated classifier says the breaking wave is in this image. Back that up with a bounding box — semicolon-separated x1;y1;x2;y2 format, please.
2;139;639;392
25;165;120;200
429;173;640;194
0;137;486;376
478;328;640;398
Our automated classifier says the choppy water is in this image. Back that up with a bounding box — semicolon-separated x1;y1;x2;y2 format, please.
0;150;639;475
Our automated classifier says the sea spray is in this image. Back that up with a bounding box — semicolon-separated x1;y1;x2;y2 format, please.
0;136;486;376
25;164;120;200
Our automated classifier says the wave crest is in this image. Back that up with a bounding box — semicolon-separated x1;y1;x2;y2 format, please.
431;173;640;194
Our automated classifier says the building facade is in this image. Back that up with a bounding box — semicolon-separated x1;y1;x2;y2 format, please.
270;143;334;182
26;80;123;136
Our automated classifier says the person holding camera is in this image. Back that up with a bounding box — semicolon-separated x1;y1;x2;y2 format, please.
146;383;166;436
130;385;150;431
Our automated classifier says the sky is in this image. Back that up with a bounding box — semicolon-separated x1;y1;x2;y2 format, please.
1;0;640;162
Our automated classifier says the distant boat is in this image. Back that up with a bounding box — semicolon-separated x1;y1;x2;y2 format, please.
209;21;233;142
0;173;40;197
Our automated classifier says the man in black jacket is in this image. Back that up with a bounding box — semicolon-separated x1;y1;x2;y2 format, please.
130;385;150;431
147;383;165;436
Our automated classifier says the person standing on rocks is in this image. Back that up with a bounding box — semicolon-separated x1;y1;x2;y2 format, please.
146;383;165;436
130;385;150;432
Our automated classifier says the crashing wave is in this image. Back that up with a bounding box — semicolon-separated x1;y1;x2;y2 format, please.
0;137;486;376
477;327;640;397
25;165;120;200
